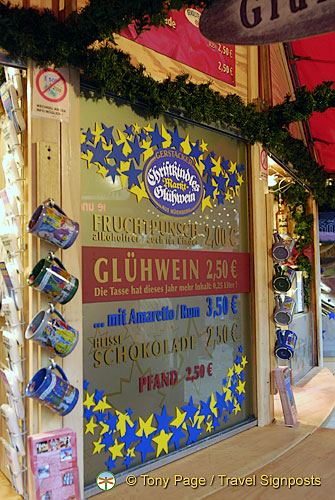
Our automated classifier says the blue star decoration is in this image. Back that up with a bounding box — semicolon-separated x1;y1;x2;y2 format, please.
93;389;104;404
123;455;135;469
128;136;146;165
155;405;173;434
83;407;95;421
107;140;128;163
83;380;90;391
135;434;155;462
101;433;115;452
190;139;202;161
198;397;214;419
170;425;186;450
149;123;165;148
105;456;117;471
105;412;118;434
329;311;335;319
101;123;114;145
119;422;139;451
124;159;142;189
84;128;94;144
182;396;199;421
227;171;239;194
168;126;184;150
203;153;215;178
124;124;133;137
186;424;203;444
87;141;108;166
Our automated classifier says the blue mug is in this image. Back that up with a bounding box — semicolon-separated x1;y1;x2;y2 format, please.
26;362;78;416
275;329;297;360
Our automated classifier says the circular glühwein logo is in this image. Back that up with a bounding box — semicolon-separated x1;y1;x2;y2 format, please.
144;147;203;217
96;471;116;491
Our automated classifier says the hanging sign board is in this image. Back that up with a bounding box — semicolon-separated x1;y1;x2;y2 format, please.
199;0;335;45
121;7;236;86
32;64;69;122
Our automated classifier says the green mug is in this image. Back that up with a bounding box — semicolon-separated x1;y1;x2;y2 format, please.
27;251;78;304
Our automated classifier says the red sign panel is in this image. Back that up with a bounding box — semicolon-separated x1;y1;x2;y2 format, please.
121;7;235;86
82;246;250;303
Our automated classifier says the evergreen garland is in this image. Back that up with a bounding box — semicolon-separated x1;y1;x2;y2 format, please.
0;0;335;208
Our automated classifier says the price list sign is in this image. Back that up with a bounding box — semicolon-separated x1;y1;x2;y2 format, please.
121;7;236;86
80;96;252;486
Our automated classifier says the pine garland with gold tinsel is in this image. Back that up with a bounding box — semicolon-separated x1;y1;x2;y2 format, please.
0;1;335;208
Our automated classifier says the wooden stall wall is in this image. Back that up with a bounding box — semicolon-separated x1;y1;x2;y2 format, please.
26;62;83;498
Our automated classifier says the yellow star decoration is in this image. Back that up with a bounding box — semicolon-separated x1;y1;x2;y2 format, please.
152;430;172;457
108;439;124;460
83;393;95;410
228;160;237;174
141;139;155;162
85;417;98;435
192;411;205;428
129;181;149;202
96;164;108;178
99;422;110;436
234;363;244;376
127;447;136;458
209;392;218;418
136;414;156;438
199;139;208;152
93;396;111;411
92;437;105;455
206;420;214;433
227;367;235;378
80;132;86;144
195;158;205;176
233;402;242;415
201;195;213;212
116;410;134;437
116;129;132;156
82;149;94;169
237;172;244;186
170;407;187;430
133;123;141;134
241;356;248;368
236;380;246;395
143;123;154;132
161;124;171;148
223;386;233;403
211;156;222;177
181;134;191;155
91;122;104;146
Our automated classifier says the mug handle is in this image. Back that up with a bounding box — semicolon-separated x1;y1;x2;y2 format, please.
48;304;67;324
48;361;68;382
47;251;66;271
44;198;67;217
274;263;282;277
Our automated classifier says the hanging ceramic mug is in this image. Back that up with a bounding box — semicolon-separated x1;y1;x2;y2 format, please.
273;263;296;293
27;251;78;304
27;199;79;249
26;361;79;416
275;329;297;360
25;304;78;357
272;232;295;262
274;294;296;325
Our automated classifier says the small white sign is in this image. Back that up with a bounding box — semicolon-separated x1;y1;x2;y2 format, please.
32;64;69;122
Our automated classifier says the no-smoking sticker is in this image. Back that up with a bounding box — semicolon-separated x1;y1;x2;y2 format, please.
36;69;67;103
32;64;69;121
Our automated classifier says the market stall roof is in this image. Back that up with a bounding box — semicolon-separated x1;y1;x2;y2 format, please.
289;33;335;174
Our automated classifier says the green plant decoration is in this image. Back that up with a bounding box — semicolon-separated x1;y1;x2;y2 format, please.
0;0;334;211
